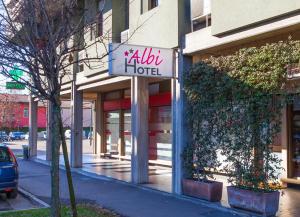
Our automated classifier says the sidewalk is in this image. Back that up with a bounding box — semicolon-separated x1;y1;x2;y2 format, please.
18;159;245;217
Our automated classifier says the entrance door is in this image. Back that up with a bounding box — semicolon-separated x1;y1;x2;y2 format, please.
121;106;172;164
149;106;172;163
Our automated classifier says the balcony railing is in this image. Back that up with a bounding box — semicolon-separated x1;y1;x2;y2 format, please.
121;29;130;43
191;0;211;32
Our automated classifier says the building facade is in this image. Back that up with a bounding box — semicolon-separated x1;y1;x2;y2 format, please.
0;94;47;129
184;0;300;186
25;0;300;195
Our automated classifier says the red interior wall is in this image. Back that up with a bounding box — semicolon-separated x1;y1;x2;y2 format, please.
104;92;171;111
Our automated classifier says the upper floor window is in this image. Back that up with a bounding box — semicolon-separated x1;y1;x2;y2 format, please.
191;0;211;31
125;0;129;29
149;0;159;10
97;0;105;37
24;108;29;118
141;0;160;14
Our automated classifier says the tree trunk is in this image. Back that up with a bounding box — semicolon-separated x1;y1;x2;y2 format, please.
58;112;78;217
51;102;61;217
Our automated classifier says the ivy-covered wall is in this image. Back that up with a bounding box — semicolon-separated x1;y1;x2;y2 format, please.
184;39;300;191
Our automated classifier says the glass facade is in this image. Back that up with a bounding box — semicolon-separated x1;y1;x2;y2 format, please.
105;111;120;154
104;106;172;163
149;106;172;161
103;83;172;164
124;110;132;156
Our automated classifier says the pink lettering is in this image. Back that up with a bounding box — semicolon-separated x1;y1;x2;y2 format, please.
129;50;140;64
155;50;163;65
141;48;148;64
146;48;155;65
127;48;164;66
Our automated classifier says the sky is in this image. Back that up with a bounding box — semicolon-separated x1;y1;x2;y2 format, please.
0;2;28;95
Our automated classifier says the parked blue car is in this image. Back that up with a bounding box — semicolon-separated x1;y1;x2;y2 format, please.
0;145;18;198
9;132;25;141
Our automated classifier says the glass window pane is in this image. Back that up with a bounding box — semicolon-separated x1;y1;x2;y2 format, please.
149;106;172;162
124;110;132;156
105;111;120;154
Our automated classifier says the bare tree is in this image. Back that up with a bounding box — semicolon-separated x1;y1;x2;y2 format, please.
0;0;148;215
0;0;131;216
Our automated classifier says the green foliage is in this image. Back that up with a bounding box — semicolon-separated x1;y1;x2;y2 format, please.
0;204;119;217
184;39;300;191
182;144;195;180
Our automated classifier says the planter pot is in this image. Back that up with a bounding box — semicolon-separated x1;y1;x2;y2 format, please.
227;186;280;217
182;179;223;202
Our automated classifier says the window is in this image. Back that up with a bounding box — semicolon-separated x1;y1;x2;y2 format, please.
79;64;84;72
0;147;12;162
97;0;105;37
90;25;95;41
24;108;29;118
149;0;159;10
141;0;159;14
125;0;129;29
105;111;120;154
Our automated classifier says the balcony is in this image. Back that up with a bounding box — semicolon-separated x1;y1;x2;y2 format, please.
211;0;300;36
4;0;25;42
121;29;130;43
191;0;211;32
77;22;111;78
183;11;300;56
184;0;300;56
4;0;23;21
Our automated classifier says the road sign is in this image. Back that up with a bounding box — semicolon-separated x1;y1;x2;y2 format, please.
6;82;25;90
9;66;23;81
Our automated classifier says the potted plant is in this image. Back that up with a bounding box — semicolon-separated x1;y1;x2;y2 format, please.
181;114;223;202
222;99;282;217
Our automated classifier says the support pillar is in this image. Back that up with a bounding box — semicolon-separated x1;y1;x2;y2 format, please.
70;83;83;168
119;110;125;157
29;96;38;158
46;101;53;161
94;93;106;155
131;77;149;184
92;101;97;154
172;51;192;194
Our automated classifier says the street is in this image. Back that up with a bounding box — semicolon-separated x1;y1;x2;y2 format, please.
14;159;240;217
3;139;94;157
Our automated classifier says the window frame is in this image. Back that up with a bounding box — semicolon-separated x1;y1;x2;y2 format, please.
149;0;159;10
24;107;29;118
97;0;105;37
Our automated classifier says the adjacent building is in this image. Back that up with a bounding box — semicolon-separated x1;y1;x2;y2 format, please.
0;94;46;129
0;93;93;132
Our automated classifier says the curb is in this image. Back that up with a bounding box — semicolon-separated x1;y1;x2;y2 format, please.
18;187;50;208
31;158;259;217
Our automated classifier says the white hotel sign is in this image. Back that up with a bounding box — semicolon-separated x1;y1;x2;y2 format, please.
109;43;174;78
